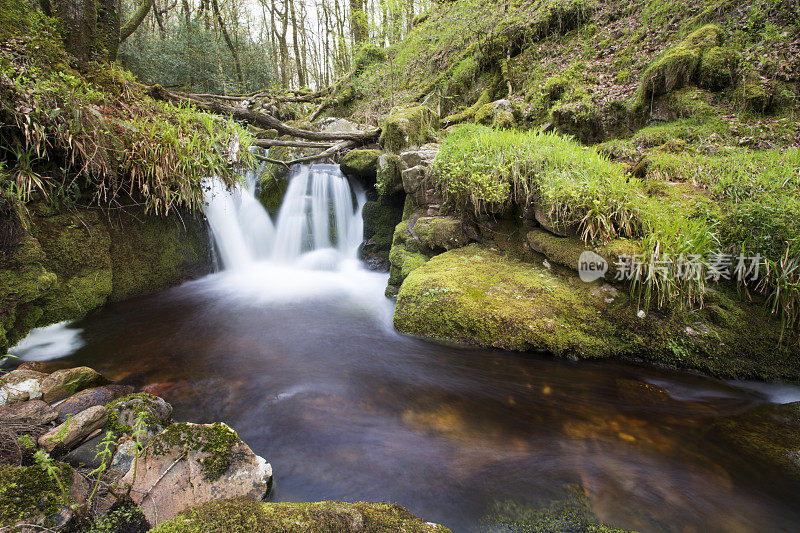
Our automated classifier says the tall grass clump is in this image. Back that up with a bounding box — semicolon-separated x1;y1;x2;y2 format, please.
430;124;644;243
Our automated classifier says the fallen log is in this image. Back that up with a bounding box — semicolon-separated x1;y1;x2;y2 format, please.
147;85;379;143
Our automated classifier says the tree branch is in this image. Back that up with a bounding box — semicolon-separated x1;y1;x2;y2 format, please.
120;0;156;42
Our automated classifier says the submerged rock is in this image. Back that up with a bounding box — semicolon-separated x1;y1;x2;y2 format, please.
122;422;272;525
150;497;451;533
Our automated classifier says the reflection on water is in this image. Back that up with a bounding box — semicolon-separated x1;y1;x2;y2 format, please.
21;265;800;532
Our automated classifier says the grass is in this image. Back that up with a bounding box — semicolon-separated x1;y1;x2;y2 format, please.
0;18;253;216
431;124;643;243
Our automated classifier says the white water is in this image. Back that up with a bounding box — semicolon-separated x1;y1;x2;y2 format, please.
204;163;365;271
10;321;85;361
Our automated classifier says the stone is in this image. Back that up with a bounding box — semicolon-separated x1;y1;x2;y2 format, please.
122;422;272;525
340;149;381;181
39;405;109;453
413;216;469;251
107;393;172;444
16;361;49;372
64;433;116;469
40;367;109;404
398;143;440;171
110;438;137;475
56;384;134;423
380;106;440;153
0;369;47;406
0;399;58;426
318;117;361;133
474;99;519;129
376;153;403;194
401;165;426;196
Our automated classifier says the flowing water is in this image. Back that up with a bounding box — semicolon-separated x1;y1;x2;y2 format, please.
13;164;800;532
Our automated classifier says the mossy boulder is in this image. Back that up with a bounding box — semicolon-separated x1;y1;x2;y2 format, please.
698;46;739;91
151;497;450;533
393;245;800;380
40;366;109;403
106;392;173;440
362;201;400;255
413;216;470;251
388;242;430;287
474;99;519;129
256;177;289;215
340;149;382;181
526;229;639;279
379;106;440;153
0;463;85;530
637;47;701;105
550;101;604;144
376;153;402;195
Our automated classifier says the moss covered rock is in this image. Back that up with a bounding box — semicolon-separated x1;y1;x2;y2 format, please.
698;46;739;91
340;149;382;181
413;216;470;251
40;366;109;403
0;462;85;530
388;243;430;287
151;497;450;533
376;153;403;195
393;245;800;380
379;106;440;153
257;177;289;215
362;201;400;255
474;99;519;129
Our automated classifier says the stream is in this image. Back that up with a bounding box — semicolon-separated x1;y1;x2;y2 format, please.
13;164;800;532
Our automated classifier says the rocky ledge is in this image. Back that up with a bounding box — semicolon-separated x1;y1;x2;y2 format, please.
0;362;448;532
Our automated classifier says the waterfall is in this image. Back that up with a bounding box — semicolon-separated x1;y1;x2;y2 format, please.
203;163;364;271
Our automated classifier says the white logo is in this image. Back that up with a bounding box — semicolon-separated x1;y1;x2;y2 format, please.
578;251;608;282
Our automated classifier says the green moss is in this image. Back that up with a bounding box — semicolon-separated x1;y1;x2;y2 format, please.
149;422;240;482
636;47;700;106
379;106;440;153
362;201;398;252
151;497;450;533
376;153;401;196
442;90;491;127
257;177;288;214
106;392;171;435
0;463;72;528
393;245;800;380
388;242;430;286
698;46;739;90
340;149;382;180
413;217;469;251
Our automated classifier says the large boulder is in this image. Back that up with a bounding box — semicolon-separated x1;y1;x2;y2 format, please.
150;497;451;533
56;384;134;423
380;106;440;153
38;405;109;453
122;422;272;525
0;369;47;405
413;217;469;251
376;153;402;194
393;245;800;380
40;366;109;404
340;149;381;181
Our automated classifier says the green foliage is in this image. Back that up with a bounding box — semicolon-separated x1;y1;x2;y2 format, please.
1;56;253;215
431;125;643;243
0;463;73;527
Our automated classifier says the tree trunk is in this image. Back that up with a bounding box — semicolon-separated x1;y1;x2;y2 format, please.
211;0;244;87
349;0;367;47
289;0;306;87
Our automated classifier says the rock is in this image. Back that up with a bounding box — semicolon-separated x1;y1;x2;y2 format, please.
474;99;519;129
0;399;58;426
401;164;426;196
64;433;116;469
526;228;639;279
318;117;361;133
340;149;381;181
110;438;137;475
551;101;603;144
122;422;272;525
380;106;440;153
413;216;469;251
39;405;109;453
361;201;399;256
376;153;403;194
393;244;800;379
40;367;109;404
107;393;172;443
0;463;89;531
388;242;429;287
56;384;134;423
149;498;451;533
0;369;47;405
16;361;49;372
532;200;578;237
398;143;440;171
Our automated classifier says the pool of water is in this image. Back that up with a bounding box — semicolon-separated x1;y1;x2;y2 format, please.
15;262;800;532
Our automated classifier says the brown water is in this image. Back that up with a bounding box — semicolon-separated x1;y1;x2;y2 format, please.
21;266;800;532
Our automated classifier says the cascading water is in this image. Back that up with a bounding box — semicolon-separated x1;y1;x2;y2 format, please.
203;163;364;271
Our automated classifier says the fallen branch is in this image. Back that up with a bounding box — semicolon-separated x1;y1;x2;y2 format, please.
147;85;379;143
308;68;358;122
254;140;355;167
252;139;334;149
